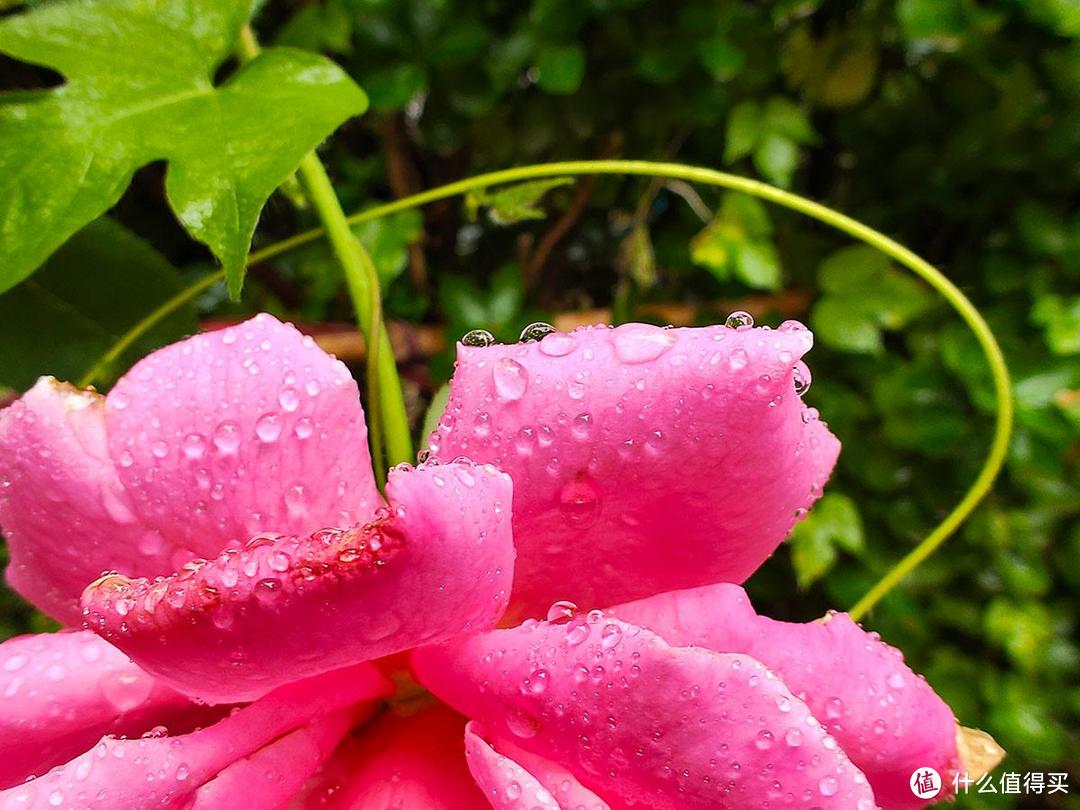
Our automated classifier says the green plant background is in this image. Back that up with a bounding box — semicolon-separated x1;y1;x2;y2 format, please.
1;0;1078;806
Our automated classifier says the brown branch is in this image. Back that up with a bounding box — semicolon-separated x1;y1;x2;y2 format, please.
522;132;624;289
381;113;429;288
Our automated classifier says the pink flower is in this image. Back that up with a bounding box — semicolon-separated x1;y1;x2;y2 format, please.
0;314;998;808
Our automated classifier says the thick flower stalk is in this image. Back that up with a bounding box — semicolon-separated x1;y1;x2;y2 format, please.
0;314;1001;808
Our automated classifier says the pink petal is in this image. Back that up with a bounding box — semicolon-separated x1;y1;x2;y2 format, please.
188;710;356;809
104;313;381;561
295;705;486;809
614;584;959;808
0;380;167;624
413;617;876;809
428;322;838;616
0;315;381;624
465;723;611;810
0;663;388;809
82;461;515;703
0;631;210;789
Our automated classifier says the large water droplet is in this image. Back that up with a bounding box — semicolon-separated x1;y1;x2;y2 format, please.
182;432;207;460
792;361;812;396
255;414;282;443
559;476;601;528
278;387;300;413
538;333;576;357
547;600;578;623
462;329;495;347
505;708;540;738
725;311;754;330
612;324;675;364
101;670;153;712
493;357;528;401
818;776;839;797
519;322;556;342
213;421;241;454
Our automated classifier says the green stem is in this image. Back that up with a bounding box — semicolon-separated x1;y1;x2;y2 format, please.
80;160;1012;615
236;24;412;481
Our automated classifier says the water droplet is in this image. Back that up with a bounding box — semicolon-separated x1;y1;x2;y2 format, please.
101;670;153;712
505;708;540;738
571;412;592;440
268;551;290;572
725;311;754;330
255;414;282;443
213;421;241;454
825;696;844;720
728;348;748;371
3;654;27;672
181;433;207;460
818;776;839;797
887;672;906;689
547;600;578;623
294;418;314;439
493;357;528;401
784;728;803;747
600;624;623;650
151;440;168;459
565;623;590;647
612;324;676;364
792;361;812;396
284;482;307;517
538;333;576;357
755;730;774;750
522;669;549;695
519;322;556;342
176;763;190;782
278;387;300;413
461;329;495;347
558;476;601;528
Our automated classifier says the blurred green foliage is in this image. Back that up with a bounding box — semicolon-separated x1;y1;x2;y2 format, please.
1;0;1078;803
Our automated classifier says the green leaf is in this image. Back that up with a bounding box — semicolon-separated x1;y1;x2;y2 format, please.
819;245;891;294
733;240;781;290
1032;295;1080;355
723;101;760;163
468;177;574;225
697;36;745;81
364;63;428;111
352;210;424;288
420;383;451;445
811;298;884;354
535;44;585;95
0;0;368;298
618;225;658;289
762;97;817;144
789;492;865;588
753;132;799;188
0;218;198;390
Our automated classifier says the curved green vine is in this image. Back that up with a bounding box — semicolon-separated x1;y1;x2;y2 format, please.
79;160;1013;617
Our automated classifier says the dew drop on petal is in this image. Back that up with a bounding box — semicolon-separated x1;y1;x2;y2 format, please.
725;310;754;330
546;600;578;623
519;322;556;342
462;329;495;347
255;414;282;443
493;357;528;401
792;361;812;396
612;324;676;364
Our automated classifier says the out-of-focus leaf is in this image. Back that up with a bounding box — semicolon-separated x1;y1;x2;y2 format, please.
276;0;353;53
0;218;198;390
619;225;658;289
734;241;781;289
353;210;424;287
420;383;451;445
1032;295;1080;355
364;63;428;110
790;492;865;588
0;0;368;298
723;101;761;163
690;193;780;289
535;44;585;94
697;36;745;80
754;132;799;188
467;177;574;225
